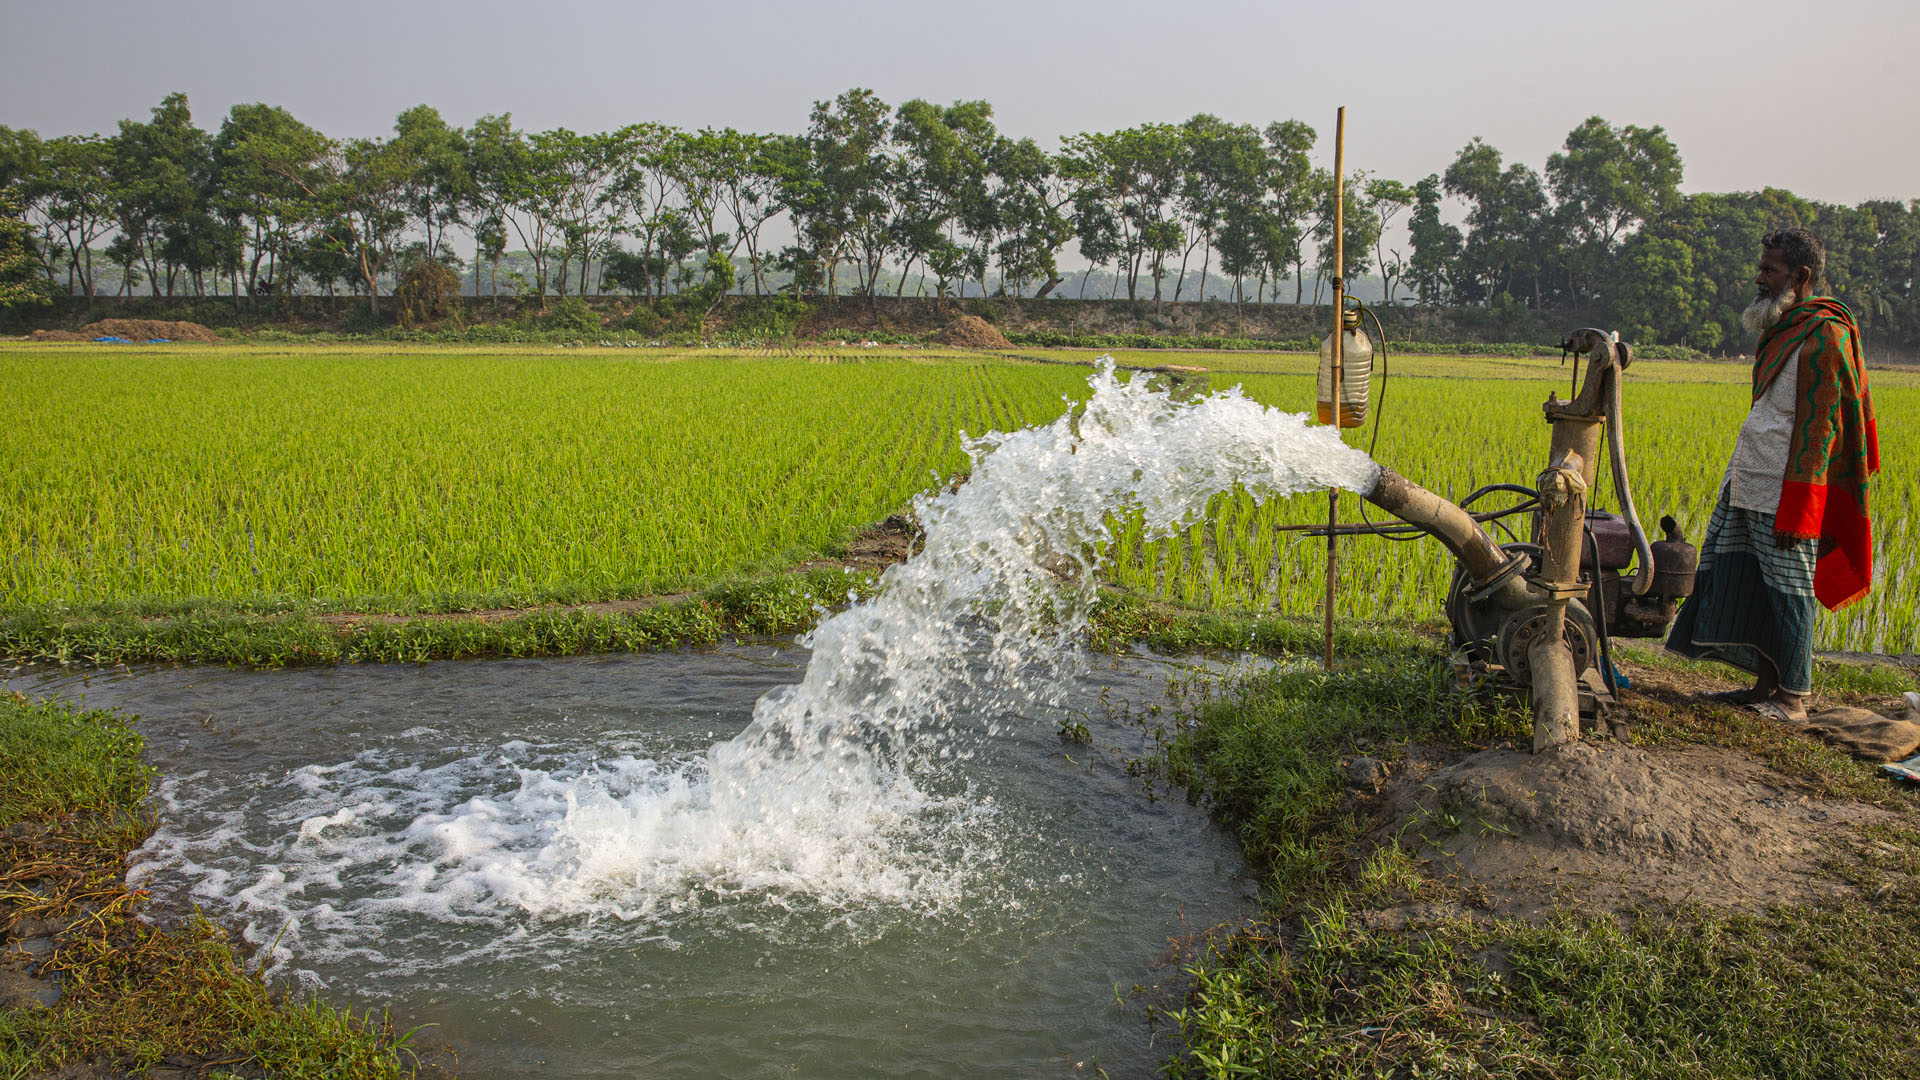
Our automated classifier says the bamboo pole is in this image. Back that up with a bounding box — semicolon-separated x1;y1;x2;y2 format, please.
1324;106;1346;672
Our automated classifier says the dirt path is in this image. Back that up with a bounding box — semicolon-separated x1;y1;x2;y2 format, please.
1351;650;1919;926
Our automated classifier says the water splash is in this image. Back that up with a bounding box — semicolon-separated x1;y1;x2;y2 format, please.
132;359;1378;964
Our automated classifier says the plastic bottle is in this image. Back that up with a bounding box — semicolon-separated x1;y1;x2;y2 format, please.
1315;309;1373;427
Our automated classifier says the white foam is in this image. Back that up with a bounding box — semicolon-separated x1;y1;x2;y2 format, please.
132;359;1376;978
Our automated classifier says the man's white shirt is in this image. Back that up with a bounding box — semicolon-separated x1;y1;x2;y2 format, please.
1723;343;1803;514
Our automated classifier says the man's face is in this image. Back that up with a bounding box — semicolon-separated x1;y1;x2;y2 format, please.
1755;248;1803;303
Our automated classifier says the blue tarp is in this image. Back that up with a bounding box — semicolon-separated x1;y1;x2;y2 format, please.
93;336;133;343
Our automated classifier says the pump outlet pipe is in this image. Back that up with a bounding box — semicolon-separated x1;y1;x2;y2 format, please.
1362;468;1528;605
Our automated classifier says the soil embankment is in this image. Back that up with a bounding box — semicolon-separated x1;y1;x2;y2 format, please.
28;319;219;343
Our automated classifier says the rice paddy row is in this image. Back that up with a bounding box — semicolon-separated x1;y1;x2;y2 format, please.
2;343;1912;655
2;344;1090;613
1108;357;1917;653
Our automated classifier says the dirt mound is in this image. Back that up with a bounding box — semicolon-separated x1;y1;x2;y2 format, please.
1370;741;1907;920
29;319;219;343
935;315;1012;349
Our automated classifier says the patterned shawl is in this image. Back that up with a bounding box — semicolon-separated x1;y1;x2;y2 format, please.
1753;296;1880;610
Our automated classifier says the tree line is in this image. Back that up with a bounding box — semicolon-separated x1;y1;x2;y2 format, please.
2;91;1916;352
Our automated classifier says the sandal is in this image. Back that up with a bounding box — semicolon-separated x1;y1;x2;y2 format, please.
1745;699;1806;724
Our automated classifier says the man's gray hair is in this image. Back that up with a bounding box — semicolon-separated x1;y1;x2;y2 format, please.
1762;227;1825;288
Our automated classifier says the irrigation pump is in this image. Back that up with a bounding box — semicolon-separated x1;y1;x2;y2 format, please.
1357;329;1698;751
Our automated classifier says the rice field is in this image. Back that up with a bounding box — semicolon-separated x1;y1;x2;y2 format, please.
2;342;1912;652
1101;352;1918;654
0;344;1091;611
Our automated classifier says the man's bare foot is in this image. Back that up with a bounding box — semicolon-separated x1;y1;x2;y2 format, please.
1747;692;1808;723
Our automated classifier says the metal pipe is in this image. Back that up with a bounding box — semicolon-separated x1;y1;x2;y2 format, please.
1606;357;1656;595
1361;467;1513;586
1528;623;1581;750
1563;328;1655;596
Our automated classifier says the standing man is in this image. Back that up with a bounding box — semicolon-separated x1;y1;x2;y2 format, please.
1667;227;1880;722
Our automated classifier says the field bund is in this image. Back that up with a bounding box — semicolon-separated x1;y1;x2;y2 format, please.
2;342;1914;654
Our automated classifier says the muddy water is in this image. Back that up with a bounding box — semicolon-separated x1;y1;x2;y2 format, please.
6;645;1256;1078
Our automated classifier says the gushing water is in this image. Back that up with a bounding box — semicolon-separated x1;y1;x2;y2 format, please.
129;360;1379;970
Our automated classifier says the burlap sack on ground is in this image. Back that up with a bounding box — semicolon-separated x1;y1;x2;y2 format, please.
1803;703;1920;763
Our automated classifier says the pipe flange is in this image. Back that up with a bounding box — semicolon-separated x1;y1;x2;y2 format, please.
1466;548;1531;604
1496;602;1598;683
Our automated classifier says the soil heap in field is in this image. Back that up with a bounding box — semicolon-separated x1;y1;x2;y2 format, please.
1370;740;1908;921
29;318;219;343
936;315;1013;349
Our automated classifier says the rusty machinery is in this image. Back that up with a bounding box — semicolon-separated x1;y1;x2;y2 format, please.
1348;328;1699;751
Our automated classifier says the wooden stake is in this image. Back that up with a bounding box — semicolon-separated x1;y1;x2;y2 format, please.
1324;106;1346;672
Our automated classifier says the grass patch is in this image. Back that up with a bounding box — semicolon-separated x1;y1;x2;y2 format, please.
0;567;871;668
1133;627;1528;902
1167;891;1920;1079
0;694;427;1077
0;696;151;848
1611;638;1919;699
1145;628;1920;1078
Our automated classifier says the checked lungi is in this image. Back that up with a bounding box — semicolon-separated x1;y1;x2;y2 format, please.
1666;488;1819;694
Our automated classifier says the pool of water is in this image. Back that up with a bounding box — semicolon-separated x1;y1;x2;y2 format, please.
6;645;1257;1078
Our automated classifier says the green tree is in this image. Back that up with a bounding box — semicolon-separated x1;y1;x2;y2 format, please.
1308;167;1381;304
1362;177;1415;303
1609;233;1706;344
0;190;52;313
1255;119;1317;303
470;115;571;307
1547;116;1683;303
1060;123;1187;303
1404;174;1461;305
392;105;471;269
606;121;685;302
1177;114;1266;301
110;92;213;296
891;98;995;297
23;135;114;300
212;102;330;300
1443;137;1556;305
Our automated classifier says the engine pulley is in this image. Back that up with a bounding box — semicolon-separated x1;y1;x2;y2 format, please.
1496;602;1599;684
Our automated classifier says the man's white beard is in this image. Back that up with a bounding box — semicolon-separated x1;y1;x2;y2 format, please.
1743;285;1795;335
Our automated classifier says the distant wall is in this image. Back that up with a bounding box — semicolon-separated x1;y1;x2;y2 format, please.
9;293;1603;348
17;291;1919;362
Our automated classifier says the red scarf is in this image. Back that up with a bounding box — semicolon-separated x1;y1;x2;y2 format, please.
1753;297;1879;611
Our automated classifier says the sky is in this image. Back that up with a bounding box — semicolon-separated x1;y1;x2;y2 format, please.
4;0;1916;208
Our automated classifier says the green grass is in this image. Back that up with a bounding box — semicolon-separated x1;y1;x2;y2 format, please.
0;695;151;843
1141;626;1920;1078
0;566;870;667
1168;891;1920;1079
0;694;425;1078
1102;361;1917;653
0;343;1089;610
2;343;1911;663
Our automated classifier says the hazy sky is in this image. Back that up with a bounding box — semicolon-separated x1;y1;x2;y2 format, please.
4;0;1916;206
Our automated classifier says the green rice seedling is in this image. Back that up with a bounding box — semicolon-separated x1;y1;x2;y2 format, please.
1104;361;1916;653
0;345;1090;613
